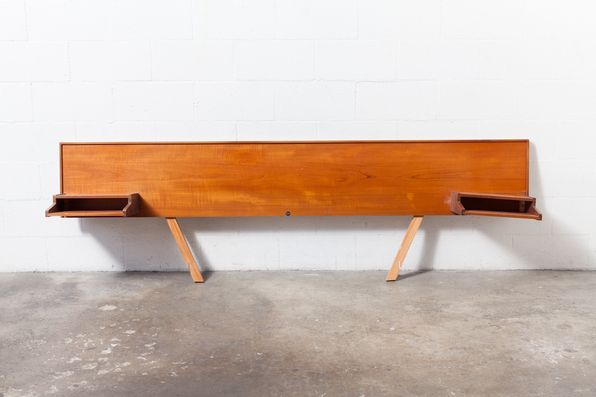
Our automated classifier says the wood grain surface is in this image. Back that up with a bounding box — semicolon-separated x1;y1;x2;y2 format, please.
386;216;424;281
59;140;530;217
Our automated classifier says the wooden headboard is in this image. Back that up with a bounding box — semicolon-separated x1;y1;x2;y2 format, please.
47;140;540;283
57;140;529;217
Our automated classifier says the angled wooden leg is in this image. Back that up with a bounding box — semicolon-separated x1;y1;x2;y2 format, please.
386;216;423;282
166;218;204;283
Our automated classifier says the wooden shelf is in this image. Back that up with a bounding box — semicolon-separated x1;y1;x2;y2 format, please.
46;194;140;218
450;192;542;220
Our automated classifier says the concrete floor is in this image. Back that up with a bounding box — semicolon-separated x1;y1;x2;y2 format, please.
0;271;595;397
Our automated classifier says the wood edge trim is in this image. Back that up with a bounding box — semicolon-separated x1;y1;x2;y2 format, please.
45;195;59;217
121;193;140;217
449;192;465;215
462;210;542;220
54;193;136;198
121;201;132;217
526;140;530;195
455;192;535;200
48;211;127;218
57;139;532;146
527;204;543;221
59;143;64;194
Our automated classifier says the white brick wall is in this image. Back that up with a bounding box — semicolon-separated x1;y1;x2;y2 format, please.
0;0;27;41
0;83;32;121
113;82;195;121
236;41;314;81
316;41;396;81
357;82;438;120
0;42;68;81
276;82;354;120
153;40;235;81
70;42;151;82
1;0;595;272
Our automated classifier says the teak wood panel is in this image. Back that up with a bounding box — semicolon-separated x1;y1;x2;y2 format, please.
60;141;529;217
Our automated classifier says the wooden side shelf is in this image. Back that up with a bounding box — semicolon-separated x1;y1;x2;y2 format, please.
46;194;140;218
450;192;542;220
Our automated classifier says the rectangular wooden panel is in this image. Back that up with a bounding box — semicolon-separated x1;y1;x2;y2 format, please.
60;140;529;217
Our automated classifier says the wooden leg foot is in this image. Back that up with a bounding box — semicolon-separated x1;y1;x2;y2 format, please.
386;216;423;282
166;218;204;283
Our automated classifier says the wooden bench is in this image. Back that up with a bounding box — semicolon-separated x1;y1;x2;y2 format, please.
46;140;541;283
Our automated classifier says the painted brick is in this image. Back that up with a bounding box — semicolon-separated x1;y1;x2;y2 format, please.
275;0;357;39
206;0;275;39
358;0;441;40
178;217;280;271
519;81;596;120
317;121;398;140
0;163;40;200
46;234;123;271
26;0;110;41
29;0;190;41
278;218;357;270
521;40;596;80
438;41;521;80
276;82;355;121
152;40;235;81
0;83;32;121
0;238;47;271
442;0;523;39
40;161;62;199
4;201;83;237
74;121;237;142
0;0;594;273
396;41;441;80
0;42;68;81
525;0;596;40
0;122;75;164
316;41;396;81
195;82;275;121
512;234;591;269
439;81;517;119
556;121;596;161
235;41;314;81
551;198;596;236
540;160;596;198
70;42;151;81
120;218;186;271
113;82;195;121
191;0;208;39
357;82;438;120
237;121;318;141
110;0;193;40
32;83;112;122
0;0;27;40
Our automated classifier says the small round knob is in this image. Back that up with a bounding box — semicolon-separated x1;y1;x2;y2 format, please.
285;210;291;216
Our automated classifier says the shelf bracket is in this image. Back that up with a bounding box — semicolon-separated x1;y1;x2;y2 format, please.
386;216;423;282
166;218;204;283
